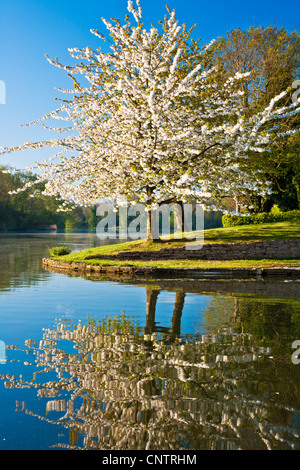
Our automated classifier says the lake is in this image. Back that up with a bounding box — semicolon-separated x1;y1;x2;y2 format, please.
0;232;299;450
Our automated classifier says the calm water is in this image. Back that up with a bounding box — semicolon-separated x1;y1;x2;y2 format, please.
0;232;299;450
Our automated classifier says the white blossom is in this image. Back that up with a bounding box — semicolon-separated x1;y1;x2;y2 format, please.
0;0;299;216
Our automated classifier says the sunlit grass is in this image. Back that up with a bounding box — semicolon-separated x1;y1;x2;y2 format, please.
63;258;300;269
56;219;300;258
48;220;300;270
202;220;300;243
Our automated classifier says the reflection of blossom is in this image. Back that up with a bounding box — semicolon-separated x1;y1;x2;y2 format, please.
1;315;300;450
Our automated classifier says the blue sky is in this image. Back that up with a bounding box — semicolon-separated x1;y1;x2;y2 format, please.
0;0;299;171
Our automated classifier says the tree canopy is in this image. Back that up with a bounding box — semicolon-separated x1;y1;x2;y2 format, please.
1;1;300;238
213;26;300;211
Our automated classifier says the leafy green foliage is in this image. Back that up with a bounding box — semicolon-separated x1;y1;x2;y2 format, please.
49;246;72;256
213;26;300;211
222;210;300;227
0;166;91;231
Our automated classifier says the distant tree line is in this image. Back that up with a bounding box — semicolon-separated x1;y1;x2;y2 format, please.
0;165;91;231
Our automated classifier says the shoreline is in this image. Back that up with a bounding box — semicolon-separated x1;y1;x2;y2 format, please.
42;230;300;281
42;257;300;280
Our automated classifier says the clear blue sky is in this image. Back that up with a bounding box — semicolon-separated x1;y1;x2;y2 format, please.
0;0;299;171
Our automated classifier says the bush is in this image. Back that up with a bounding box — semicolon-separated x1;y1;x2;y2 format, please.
222;215;250;227
222;210;300;228
49;246;71;256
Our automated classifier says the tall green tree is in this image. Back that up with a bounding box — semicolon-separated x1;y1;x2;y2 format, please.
213;26;300;211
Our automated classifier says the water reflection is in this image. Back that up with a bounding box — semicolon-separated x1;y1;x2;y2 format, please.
1;234;300;450
0;232;118;292
1;292;300;450
145;288;185;339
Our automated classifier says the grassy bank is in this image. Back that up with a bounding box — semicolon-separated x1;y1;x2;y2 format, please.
47;257;300;269
48;220;300;270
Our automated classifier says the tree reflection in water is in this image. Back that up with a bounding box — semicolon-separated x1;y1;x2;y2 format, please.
1;288;300;451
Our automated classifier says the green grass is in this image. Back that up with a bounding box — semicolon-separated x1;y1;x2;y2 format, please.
47;220;300;270
48;246;72;256
57;258;300;269
203;219;300;243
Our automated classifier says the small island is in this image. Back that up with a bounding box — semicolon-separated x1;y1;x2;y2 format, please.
43;218;300;279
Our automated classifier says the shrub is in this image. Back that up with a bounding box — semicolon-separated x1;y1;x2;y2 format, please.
49;246;71;256
222;214;252;227
222;210;300;227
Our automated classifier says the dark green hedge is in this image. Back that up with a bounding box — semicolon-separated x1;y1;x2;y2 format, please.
222;210;300;227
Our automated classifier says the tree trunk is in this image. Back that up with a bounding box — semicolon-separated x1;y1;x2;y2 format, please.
145;287;160;335
235;199;240;214
147;209;159;240
174;201;185;235
146;185;159;241
294;171;300;209
170;291;185;339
